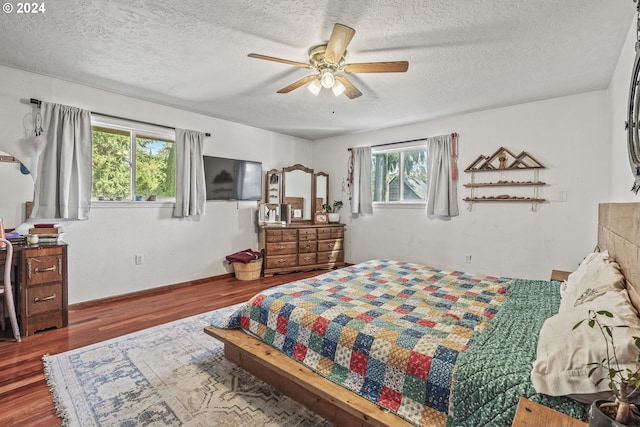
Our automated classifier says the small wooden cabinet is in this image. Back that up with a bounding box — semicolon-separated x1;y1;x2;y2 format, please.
1;243;68;337
260;223;345;276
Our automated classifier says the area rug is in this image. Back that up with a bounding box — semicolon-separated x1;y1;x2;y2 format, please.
43;304;333;427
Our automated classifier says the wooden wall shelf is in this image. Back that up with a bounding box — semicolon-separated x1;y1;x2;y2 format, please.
463;197;546;202
464;147;547;210
463;181;546;188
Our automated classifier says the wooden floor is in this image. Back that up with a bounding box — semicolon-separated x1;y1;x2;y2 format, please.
0;270;322;427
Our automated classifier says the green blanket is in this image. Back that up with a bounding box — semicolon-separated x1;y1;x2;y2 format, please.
447;279;588;426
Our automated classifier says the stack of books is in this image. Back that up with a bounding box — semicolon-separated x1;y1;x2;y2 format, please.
5;232;27;246
29;224;65;243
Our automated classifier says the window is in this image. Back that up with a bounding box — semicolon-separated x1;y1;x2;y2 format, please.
91;118;176;201
371;145;427;203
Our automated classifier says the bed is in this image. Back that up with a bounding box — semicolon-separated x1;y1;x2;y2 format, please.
204;202;640;426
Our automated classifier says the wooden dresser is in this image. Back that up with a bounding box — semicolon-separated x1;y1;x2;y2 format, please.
1;243;68;336
260;223;345;276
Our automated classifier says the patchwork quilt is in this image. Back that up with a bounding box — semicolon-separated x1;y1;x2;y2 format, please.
216;260;511;426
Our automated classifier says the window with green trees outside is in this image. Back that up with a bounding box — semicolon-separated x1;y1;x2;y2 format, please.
371;145;428;203
92;123;176;201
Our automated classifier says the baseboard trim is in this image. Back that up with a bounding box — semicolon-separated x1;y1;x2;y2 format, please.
70;272;235;310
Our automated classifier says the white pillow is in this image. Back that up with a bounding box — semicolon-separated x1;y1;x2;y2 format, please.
559;250;625;312
531;289;640;403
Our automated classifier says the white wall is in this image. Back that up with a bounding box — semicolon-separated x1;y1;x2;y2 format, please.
0;65;312;303
313;91;610;280
609;15;639;201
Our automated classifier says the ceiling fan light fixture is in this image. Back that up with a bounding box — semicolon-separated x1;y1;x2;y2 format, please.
332;80;345;96
307;78;322;95
320;70;335;88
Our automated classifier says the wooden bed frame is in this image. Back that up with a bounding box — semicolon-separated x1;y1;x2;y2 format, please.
204;202;640;427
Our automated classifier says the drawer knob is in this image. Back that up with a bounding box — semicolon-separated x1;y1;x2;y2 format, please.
34;293;56;303
304;257;312;261
278;259;287;264
35;266;57;274
328;255;335;260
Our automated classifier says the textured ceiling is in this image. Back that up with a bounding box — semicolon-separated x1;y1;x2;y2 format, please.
0;0;635;140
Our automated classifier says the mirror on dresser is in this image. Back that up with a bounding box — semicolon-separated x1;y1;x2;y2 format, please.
314;172;328;213
0;150;34;229
282;164;314;222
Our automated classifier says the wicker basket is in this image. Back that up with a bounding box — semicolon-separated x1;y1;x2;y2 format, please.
233;259;263;281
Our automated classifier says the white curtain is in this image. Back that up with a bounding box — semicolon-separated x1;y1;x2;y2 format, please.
32;102;92;220
173;129;206;218
426;134;459;218
350;146;373;215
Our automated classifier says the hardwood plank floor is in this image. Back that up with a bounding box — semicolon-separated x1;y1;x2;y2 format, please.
0;270;322;427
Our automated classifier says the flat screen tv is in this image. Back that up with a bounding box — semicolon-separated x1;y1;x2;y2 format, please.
203;156;262;201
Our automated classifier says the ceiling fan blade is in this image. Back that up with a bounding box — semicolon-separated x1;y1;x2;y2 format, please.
248;53;312;69
344;61;409;74
277;75;318;93
335;75;362;99
324;23;356;65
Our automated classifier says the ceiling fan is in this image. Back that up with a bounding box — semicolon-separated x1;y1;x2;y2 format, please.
248;23;409;99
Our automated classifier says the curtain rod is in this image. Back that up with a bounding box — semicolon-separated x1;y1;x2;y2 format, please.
30;98;211;137
347;132;457;151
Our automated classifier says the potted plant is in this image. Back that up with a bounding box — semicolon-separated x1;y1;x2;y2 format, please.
322;200;343;223
573;310;640;426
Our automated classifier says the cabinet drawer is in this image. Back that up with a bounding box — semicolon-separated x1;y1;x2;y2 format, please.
298;228;317;241
266;241;297;255
298;241;317;253
330;227;344;238
265;254;297;269
265;229;298;242
26;283;62;315
26;255;63;285
298;253;317;265
317;227;333;238
317;239;343;252
317;250;344;264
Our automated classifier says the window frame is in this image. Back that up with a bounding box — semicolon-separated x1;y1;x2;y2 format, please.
371;142;428;207
91;115;176;203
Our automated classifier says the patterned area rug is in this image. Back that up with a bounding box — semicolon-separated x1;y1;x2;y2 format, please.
43;305;333;427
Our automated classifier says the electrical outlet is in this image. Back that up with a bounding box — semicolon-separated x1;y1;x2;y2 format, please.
464;254;472;264
135;254;143;265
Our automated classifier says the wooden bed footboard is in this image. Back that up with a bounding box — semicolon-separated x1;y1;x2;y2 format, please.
204;326;414;427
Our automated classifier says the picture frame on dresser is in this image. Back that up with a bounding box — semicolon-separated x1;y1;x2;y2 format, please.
314;212;328;224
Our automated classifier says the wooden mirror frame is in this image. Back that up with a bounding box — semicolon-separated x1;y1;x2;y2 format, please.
282;164;314;222
314;172;329;213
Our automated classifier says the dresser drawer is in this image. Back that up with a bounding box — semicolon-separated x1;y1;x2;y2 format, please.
26;282;62;315
317;239;343;252
266;241;297;255
317;227;333;238
317;250;344;264
330;227;344;238
298;253;317;265
26;255;63;285
298;228;317;241
298;241;317;253
265;254;298;269
265;229;298;242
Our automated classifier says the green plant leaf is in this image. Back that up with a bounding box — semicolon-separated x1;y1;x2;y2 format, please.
573;320;585;330
597;310;614;317
605;326;613;338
